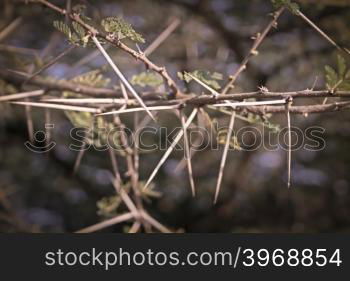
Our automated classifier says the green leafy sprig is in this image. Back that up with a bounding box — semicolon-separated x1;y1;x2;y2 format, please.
178;70;223;90
101;17;145;43
53;20;90;47
131;72;163;88
325;55;350;92
271;0;300;14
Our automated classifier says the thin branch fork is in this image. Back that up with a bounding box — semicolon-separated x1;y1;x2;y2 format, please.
221;7;285;95
26;0;184;99
111;115;154;232
143;108;199;190
91;36;155;121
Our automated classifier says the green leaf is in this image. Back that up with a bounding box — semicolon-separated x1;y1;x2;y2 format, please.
97;195;122;218
178;70;223;90
101;17;145;43
72;22;86;39
325;65;338;90
217;130;242;150
131;72;163;87
53;20;90;47
67;70;111;90
211;72;224;80
53;21;72;39
324;55;350;91
271;0;300;14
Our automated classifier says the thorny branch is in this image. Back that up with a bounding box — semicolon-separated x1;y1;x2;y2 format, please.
2;0;350;232
24;0;185;99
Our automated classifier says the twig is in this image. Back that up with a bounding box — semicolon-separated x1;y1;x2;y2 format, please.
0;90;44;102
297;10;350;56
108;148;122;185
24;101;34;143
11;101;101;113
128;221;141;233
120;82;129;102
112;115;151;232
4;67;350;101
188;71;240;202
0;44;38;55
73;147;86;174
72;129;88;175
75;212;134;233
180;111;196;197
24;45;76;84
144;18;181;56
92;36;155;121
221;7;285;95
285;97;293;188
65;0;71;24
110;175;139;218
36;0;67;14
134;112;140;183
97;105;179;116
241;101;350;114
0;17;22;42
0;69;122;97
212;99;287;107
41;98;130;104
140;211;171;233
44;108;52;150
214;111;236;204
144;108;198;190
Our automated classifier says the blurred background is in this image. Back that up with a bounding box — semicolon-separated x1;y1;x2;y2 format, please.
0;0;350;232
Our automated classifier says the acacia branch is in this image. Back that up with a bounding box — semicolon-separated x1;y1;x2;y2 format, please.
0;69;121;97
242;101;350;114
26;0;185;99
221;7;285;95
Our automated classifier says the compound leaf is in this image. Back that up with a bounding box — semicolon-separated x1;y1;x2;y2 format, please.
101;17;145;43
178;70;223;90
131;72;163;88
